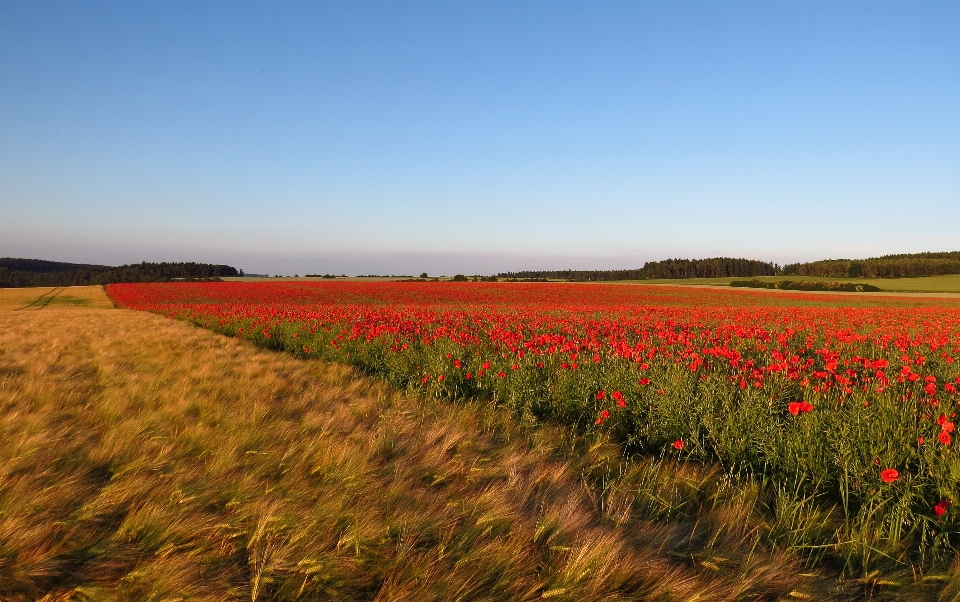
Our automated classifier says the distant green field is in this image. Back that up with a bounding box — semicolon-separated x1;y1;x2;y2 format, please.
625;274;960;293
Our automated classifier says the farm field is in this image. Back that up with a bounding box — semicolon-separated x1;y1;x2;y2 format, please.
0;285;117;311
1;287;854;601
6;283;960;598
106;280;960;596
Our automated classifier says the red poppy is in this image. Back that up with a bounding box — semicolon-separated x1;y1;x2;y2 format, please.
939;431;951;445
880;468;900;483
497;371;506;378
673;439;685;450
934;500;951;516
595;390;606;400
612;391;626;407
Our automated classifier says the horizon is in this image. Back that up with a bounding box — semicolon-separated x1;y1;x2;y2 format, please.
5;251;960;279
2;1;959;275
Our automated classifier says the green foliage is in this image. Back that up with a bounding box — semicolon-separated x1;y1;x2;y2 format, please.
784;252;960;279
731;280;883;292
500;257;782;281
0;258;239;288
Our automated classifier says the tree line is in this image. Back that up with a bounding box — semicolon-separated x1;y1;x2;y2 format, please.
499;257;781;281
783;252;960;278
0;258;239;288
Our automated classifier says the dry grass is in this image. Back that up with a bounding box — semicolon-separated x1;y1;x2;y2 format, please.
0;285;115;311
0;298;955;599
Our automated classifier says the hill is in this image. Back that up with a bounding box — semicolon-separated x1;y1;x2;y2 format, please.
0;258;239;287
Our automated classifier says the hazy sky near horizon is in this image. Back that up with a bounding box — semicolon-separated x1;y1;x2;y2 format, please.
2;1;959;275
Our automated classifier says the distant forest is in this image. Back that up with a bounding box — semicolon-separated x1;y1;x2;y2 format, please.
782;252;960;279
500;252;960;281
499;258;781;281
0;258;239;288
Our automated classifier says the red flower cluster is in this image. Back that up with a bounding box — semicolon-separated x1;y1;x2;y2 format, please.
787;401;814;415
937;413;955;445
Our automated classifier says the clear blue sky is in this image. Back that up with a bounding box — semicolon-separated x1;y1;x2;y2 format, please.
2;1;958;275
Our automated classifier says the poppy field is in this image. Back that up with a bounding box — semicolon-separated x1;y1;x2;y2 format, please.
108;281;960;568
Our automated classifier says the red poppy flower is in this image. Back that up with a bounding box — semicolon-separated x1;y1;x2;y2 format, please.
595;390;606;400
934;500;951;516
497;371;506;378
939;431;951;445
673;438;685;450
880;468;900;483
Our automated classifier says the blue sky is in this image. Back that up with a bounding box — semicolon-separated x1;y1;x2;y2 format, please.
2;1;958;275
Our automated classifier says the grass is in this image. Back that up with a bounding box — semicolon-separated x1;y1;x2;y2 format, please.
4;286;960;599
0;285;117;311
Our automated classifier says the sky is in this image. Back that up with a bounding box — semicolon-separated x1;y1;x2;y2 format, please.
1;1;958;276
